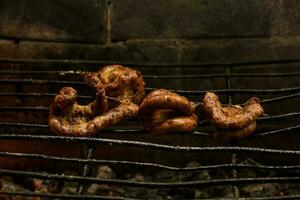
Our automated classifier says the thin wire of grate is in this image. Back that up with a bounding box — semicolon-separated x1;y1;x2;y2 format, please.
0;58;300;199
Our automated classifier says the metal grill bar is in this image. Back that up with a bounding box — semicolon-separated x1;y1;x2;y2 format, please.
1;123;300;138
1;151;299;171
1;110;299;121
0;122;48;128
1;57;300;67
0;70;86;75
77;146;94;195
1;192;299;200
0;106;48;111
1;93;300;110
253;125;300;137
0;134;299;154
2;70;300;78
2;79;300;94
1;92;300;103
0;169;299;188
258;112;300;120
261;93;300;103
0;92;93;99
150;87;300;94
0;79;85;85
0;192;135;200
226;65;239;198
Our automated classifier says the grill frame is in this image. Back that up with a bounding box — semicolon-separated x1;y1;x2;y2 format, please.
0;58;300;199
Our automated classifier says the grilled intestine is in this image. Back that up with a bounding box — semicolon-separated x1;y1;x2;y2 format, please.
202;92;264;140
49;65;145;137
84;65;145;104
138;89;198;134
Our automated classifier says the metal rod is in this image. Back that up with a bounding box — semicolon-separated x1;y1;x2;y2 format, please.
1;123;300;138
1;107;299;121
261;93;300;103
77;146;95;195
0;79;85;85
1;57;300;67
0;169;299;188
258;112;300;120
1;79;300;94
2;70;300;78
1;92;299;104
148;87;300;94
0;151;299;171
225;66;239;198
225;66;233;104
254;125;300;137
0;58;226;67
0;134;299;154
1;191;299;200
0;122;48;128
0;106;49;111
0;92;93;99
0;191;136;200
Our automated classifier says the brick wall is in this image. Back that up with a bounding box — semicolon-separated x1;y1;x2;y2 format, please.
0;0;300;63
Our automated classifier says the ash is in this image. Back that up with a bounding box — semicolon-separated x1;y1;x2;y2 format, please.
0;159;299;199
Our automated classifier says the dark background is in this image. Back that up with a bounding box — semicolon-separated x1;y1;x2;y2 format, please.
0;0;299;63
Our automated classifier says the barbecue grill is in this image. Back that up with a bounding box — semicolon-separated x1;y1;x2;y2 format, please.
0;57;299;199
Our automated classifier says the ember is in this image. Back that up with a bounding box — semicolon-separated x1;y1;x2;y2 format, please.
1;158;299;199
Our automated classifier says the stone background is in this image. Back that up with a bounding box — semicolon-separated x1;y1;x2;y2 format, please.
0;0;299;63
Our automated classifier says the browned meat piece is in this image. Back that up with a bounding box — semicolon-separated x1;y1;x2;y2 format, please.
203;92;264;129
213;121;257;141
202;92;264;140
49;87;138;137
83;100;139;135
138;89;198;134
49;86;108;136
49;65;144;137
84;65;145;104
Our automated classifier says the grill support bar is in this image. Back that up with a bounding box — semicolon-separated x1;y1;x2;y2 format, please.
76;145;95;195
226;66;240;198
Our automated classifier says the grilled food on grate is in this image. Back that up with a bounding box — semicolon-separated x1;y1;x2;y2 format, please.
138;89;198;134
84;65;145;104
203;92;264;140
49;65;145;136
213;121;257;140
49;86;108;136
49;86;138;137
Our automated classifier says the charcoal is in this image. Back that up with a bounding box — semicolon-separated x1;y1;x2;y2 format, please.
86;165;116;196
0;176;40;200
60;182;79;195
123;173;148;199
1;158;299;199
237;158;300;197
60;171;80;195
241;183;285;197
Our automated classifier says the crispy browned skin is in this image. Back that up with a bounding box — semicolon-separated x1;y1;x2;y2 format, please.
213;121;257;141
49;65;143;136
49;87;108;136
49;87;138;137
203;92;264;129
85;100;138;134
138;89;198;134
85;65;145;104
202;92;264;140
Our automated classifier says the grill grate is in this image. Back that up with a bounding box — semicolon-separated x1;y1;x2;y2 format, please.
0;58;300;199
